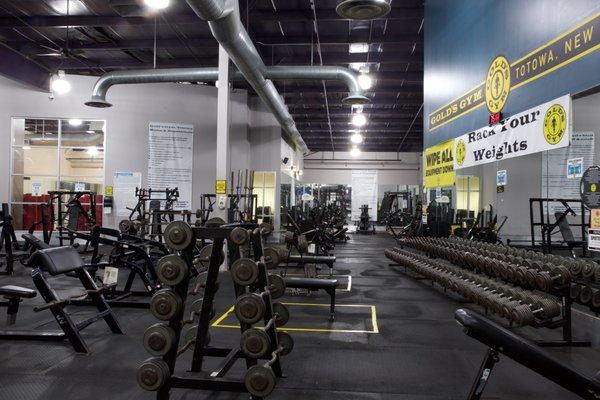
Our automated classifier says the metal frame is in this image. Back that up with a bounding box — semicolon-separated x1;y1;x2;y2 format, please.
529;198;587;255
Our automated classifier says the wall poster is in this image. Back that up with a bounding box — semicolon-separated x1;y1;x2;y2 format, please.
148;122;194;210
351;170;378;222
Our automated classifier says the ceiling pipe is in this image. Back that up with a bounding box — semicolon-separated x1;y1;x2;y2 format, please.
84;66;369;108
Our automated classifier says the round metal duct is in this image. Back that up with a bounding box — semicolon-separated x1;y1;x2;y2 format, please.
85;99;112;108
336;0;391;20
342;94;372;105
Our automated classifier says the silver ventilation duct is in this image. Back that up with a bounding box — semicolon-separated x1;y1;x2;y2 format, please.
336;0;391;20
85;66;369;108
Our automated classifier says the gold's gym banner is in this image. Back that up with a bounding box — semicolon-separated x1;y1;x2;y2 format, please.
454;95;571;170
429;11;599;131
424;140;455;187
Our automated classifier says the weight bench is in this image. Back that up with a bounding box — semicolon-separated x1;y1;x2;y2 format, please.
554;212;586;257
0;285;37;325
21;233;51;251
283;277;339;320
0;246;124;353
284;254;337;276
455;308;600;400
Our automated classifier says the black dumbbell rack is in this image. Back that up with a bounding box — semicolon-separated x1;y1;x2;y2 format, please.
150;224;283;400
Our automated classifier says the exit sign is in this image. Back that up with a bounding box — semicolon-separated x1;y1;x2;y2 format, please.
489;112;502;125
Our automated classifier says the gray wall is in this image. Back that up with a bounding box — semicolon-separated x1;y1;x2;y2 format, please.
0;74;256;228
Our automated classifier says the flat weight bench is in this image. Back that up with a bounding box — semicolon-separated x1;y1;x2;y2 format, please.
283;277;339;320
455;308;600;400
0;246;124;354
284;254;337;276
0;285;37;325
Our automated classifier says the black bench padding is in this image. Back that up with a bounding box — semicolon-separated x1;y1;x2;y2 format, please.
0;285;37;299
29;246;84;276
284;277;339;289
21;233;50;250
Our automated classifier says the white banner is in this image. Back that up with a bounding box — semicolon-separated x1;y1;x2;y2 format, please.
114;171;141;217
148;122;194;210
351;170;378;221
541;131;595;214
454;95;571;169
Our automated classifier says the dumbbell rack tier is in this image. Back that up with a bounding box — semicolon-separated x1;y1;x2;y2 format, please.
144;223;285;400
389;238;590;347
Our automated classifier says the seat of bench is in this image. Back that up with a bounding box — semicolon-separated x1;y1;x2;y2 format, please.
284;277;339;289
0;285;37;299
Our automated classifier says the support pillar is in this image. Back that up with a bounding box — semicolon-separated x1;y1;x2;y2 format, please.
215;45;230;222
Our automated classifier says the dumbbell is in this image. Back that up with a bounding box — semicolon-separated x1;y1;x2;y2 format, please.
163;220;193;250
137;357;171;391
263;247;282;269
534;266;571;291
231;258;260;286
509;296;561;326
244;331;294;397
180;324;211;353
570;283;583;300
235;292;290;326
150;289;182;321
230;227;250;245
582;263;598;280
195;244;225;269
143;323;176;356
156;254;189;286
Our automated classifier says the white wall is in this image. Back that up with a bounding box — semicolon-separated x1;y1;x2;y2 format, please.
0;74;255;228
303;151;421;185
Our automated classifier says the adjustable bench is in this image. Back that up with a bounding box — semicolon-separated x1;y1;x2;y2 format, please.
455;308;600;400
283;277;339;320
0;285;37;325
21;233;51;251
0;246;124;353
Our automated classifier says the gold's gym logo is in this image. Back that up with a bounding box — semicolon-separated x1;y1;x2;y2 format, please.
456;139;466;166
543;104;566;144
485;55;511;113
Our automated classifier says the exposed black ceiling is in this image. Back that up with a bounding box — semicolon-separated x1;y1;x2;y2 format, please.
0;0;423;153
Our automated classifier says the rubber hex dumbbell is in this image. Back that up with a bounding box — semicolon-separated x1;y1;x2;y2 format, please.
156;254;189;286
244;331;294;397
143;323;176;356
150;289;182;321
137;357;171;391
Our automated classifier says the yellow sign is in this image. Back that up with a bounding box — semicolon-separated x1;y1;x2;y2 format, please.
543;104;567;144
105;185;113;196
215;180;227;194
429;11;600;131
424;139;455;188
485;55;511;113
455;139;466;167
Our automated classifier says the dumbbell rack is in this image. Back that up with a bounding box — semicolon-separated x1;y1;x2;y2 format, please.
393;238;590;347
141;223;285;400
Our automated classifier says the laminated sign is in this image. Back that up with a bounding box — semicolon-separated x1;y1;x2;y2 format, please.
454;95;571;169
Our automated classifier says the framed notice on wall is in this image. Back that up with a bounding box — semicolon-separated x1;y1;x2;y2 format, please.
351;170;378;221
148;122;194;210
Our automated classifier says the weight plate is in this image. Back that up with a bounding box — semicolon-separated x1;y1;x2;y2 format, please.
230;227;250;245
189;299;216;320
259;222;274;236
156;254;189;286
231;258;259;286
580;166;600;209
184;324;211;349
150;289;182;321
277;331;294;356
240;328;271;358
137;357;170;391
272;302;290;327
263;247;281;269
268;274;286;299
143;323;176;357
283;231;294;244
244;365;276;398
164;221;193;250
580;286;594;304
205;217;227;228
235;293;266;325
297;234;309;254
119;219;134;234
197;244;225;269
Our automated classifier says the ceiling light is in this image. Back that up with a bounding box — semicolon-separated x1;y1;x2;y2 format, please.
351;133;364;144
144;0;170;10
350;146;361;157
349;43;369;54
87;146;99;156
69;118;82;127
51;70;71;95
358;74;373;90
352;114;367;127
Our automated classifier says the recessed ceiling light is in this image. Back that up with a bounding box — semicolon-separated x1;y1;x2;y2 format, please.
349;43;369;53
358;74;373;90
51;70;71;95
351;133;364;144
351;114;367;127
144;0;170;10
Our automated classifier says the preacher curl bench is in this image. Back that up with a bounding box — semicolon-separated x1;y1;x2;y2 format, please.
0;246;123;353
455;308;600;399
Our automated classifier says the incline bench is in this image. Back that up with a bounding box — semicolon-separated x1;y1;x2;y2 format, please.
283;277;339;320
455;308;600;400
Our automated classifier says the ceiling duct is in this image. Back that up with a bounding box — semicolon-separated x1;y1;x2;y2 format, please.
336;0;391;20
85;66;369;108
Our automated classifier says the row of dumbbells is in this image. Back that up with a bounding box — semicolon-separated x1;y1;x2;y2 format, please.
232;256;293;398
385;248;562;326
398;238;571;293
416;236;600;309
444;236;600;282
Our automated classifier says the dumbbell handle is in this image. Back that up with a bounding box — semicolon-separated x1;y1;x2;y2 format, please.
263;345;285;367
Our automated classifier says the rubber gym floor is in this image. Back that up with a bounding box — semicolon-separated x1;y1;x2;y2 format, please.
1;233;599;400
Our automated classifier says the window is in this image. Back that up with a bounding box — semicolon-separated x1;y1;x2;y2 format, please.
456;175;480;219
254;171;276;224
10;118;105;230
